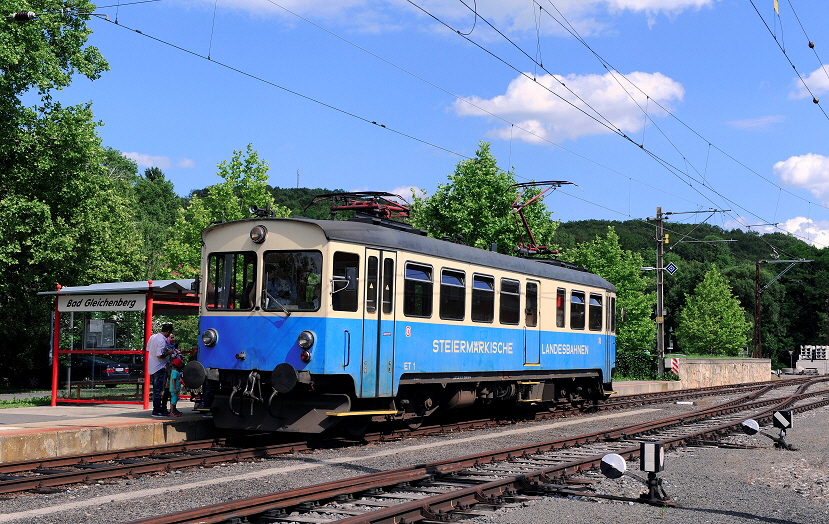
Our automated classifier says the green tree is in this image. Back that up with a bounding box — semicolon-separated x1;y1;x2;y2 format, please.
161;145;290;277
675;265;751;356
410;142;558;253
135;167;180;278
559;227;655;355
0;3;146;384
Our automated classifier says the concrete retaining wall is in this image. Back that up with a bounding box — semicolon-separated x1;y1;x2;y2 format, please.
666;358;772;388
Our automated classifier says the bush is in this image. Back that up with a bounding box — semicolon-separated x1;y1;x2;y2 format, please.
614;350;659;380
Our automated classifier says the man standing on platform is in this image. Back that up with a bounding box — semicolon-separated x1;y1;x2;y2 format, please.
148;323;174;417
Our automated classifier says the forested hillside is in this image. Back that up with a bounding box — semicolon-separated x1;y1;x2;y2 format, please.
557;219;829;368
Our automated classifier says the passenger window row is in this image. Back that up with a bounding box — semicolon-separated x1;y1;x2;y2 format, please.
331;252;610;332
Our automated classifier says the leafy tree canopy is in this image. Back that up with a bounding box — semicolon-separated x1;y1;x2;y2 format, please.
559;227;655;353
410;142;558;253
0;5;143;381
675;265;752;356
161;145;291;277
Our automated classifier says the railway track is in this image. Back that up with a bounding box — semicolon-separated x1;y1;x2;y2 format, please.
0;378;815;498
125;378;829;524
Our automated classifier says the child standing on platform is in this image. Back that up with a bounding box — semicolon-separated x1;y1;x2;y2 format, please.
169;358;185;417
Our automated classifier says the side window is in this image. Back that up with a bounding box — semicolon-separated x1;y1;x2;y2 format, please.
332;252;359;312
471;274;494;323
206;252;256;311
556;288;566;328
499;278;520;325
366;256;378;313
403;263;432;317
610;297;616;333
571;291;586;330
589;293;603;331
525;282;538;327
440;269;465;321
382;258;394;314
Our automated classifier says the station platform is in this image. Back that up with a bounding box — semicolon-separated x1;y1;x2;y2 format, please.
613;380;683;395
0;381;675;463
0;403;214;463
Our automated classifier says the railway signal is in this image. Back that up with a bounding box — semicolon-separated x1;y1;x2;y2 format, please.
599;442;673;506
742;412;796;450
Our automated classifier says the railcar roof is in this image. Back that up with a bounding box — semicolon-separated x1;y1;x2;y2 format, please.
211;218;615;292
205;217;616;292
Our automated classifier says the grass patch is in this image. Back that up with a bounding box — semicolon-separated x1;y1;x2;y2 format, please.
0;396;51;409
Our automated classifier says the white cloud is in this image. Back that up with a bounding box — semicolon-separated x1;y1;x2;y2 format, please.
122;152;171;169
724;214;829;249
453;70;684;142
388;186;426;201
779;216;829;249
773;153;829;204
790;66;829;99
726;115;785;130
177;158;196;169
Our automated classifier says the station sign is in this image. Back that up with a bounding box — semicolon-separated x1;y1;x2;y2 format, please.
58;294;146;312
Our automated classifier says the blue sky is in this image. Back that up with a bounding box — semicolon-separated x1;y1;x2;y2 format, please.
51;0;829;247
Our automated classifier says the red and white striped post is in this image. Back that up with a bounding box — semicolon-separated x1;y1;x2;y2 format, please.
671;358;679;376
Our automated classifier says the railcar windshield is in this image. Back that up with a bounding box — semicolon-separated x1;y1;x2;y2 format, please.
262;251;322;312
205;252;256;310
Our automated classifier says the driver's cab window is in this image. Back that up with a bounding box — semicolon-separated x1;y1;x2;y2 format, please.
332;252;359;312
262;251;322;312
206;252;256;310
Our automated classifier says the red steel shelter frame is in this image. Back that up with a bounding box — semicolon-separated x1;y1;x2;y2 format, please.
39;280;199;409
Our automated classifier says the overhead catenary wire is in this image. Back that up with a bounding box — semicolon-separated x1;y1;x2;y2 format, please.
538;0;829;216
448;0;816;238
785;0;829;89
85;4;823;249
748;0;829;119
253;0;706;209
522;0;827;247
91;16;471;161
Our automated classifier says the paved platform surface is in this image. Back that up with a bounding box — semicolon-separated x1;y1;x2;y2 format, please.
0;381;674;463
0;403;214;463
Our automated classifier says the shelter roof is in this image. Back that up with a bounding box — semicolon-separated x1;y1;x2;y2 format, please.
37;280;196;296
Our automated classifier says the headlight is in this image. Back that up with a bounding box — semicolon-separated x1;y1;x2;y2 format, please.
297;330;315;349
201;328;219;347
250;225;268;243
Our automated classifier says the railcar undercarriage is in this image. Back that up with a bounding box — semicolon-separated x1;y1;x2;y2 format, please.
187;361;610;434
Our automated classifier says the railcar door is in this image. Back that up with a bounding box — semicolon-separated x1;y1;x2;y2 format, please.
605;293;616;379
361;249;397;397
524;280;541;366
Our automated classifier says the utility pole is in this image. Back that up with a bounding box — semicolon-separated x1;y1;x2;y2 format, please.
752;259;811;358
646;207;731;376
647;207;667;376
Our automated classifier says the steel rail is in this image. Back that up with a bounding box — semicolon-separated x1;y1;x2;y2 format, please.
2;378;817;496
128;381;829;524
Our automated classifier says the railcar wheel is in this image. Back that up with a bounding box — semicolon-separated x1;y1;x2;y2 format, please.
339;418;369;439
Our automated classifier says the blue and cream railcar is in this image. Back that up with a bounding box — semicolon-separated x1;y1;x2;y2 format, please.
190;217;616;433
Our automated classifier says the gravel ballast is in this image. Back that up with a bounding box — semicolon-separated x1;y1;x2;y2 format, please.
0;395;826;523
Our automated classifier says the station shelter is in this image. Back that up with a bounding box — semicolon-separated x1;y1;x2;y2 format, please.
38;280;199;409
